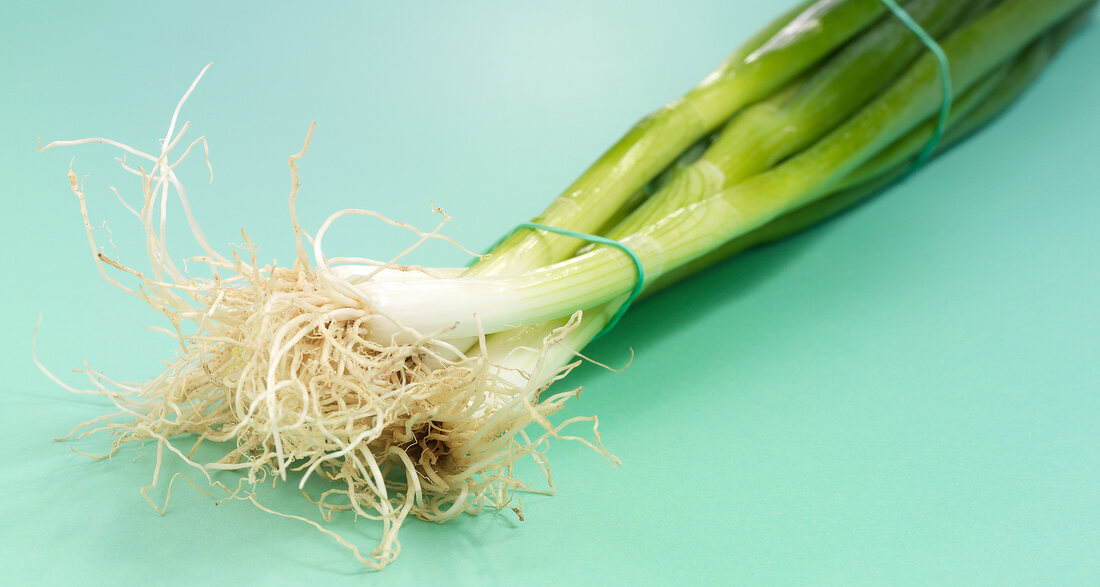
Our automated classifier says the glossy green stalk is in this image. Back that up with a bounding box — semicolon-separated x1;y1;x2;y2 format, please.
641;66;1007;297
367;0;1091;345
621;0;1093;287
484;13;1087;380
479;0;984;362
363;0;1089;353
644;27;1059;297
482;18;1074;375
465;0;890;277
657;3;1090;295
606;0;981;241
848;7;1090;190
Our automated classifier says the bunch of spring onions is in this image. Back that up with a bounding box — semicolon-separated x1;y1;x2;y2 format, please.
45;0;1092;570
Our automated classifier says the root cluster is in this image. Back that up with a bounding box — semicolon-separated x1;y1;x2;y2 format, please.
43;71;613;570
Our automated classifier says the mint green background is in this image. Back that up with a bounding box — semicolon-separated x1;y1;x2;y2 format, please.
2;1;1098;584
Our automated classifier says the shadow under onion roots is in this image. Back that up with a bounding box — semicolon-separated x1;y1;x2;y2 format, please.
40;65;617;570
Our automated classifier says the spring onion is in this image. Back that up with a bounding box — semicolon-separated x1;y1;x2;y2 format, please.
42;0;1092;570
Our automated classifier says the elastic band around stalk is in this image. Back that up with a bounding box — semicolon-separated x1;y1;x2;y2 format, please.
879;0;953;170
476;222;645;338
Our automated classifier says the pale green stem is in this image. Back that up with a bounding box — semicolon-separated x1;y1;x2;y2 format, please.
465;0;890;277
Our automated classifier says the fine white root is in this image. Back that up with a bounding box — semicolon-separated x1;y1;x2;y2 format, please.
41;67;616;571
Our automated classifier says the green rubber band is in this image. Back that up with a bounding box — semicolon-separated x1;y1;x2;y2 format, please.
879;0;953;170
475;222;645;339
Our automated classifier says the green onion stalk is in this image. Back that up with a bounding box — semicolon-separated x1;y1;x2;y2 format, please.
45;0;1092;570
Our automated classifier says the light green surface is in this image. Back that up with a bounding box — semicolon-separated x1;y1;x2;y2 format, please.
2;1;1098;584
